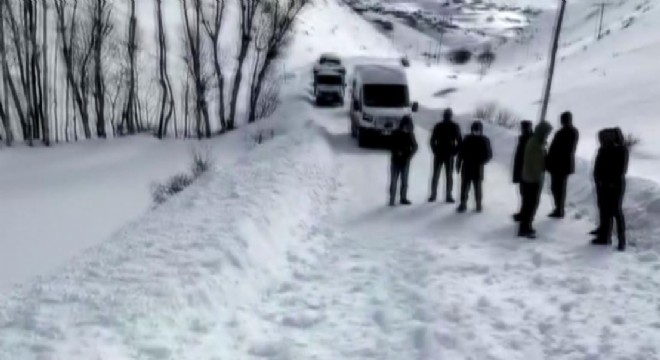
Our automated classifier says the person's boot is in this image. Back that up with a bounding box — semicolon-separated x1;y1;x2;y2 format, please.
446;196;455;204
518;227;536;239
457;203;467;213
428;194;437;202
401;198;412;205
616;241;626;252
389;198;396;207
512;213;522;222
589;227;601;236
591;237;611;245
476;203;483;213
549;209;564;219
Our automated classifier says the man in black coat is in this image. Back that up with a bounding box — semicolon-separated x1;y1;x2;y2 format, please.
592;127;628;251
512;120;533;221
389;116;418;206
429;108;462;203
546;111;579;218
456;121;492;213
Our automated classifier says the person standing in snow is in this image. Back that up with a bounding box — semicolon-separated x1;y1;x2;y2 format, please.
456;121;492;213
513;120;534;222
428;108;463;203
592;127;628;251
590;129;612;238
518;121;553;238
389;116;418;206
545;111;579;218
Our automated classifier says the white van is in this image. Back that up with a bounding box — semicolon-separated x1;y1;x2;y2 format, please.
349;65;418;147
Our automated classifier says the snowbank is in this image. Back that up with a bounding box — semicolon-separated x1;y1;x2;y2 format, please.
0;114;337;359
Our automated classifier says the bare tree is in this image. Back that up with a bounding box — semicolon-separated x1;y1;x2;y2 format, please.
0;0;14;145
54;0;93;139
477;47;495;79
90;0;113;138
227;0;262;130
247;0;308;124
202;0;227;132
121;0;138;135
41;0;49;145
181;0;211;139
155;0;175;139
4;1;35;143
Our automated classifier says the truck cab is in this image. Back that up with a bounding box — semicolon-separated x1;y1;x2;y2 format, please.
349;65;418;147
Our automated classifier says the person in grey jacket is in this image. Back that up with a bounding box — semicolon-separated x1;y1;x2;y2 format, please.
518;121;553;238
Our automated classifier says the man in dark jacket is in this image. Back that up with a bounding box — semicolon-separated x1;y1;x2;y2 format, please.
546;111;579;218
429;108;462;203
512;120;533;221
519;121;553;238
456;121;492;213
389;116;418;206
590;129;611;237
592;127;628;251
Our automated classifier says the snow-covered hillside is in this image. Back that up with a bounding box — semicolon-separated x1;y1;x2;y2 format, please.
1;0;660;359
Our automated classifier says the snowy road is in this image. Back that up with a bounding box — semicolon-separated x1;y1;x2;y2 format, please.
247;87;660;359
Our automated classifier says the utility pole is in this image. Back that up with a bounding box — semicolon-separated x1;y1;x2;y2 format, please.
538;0;567;124
594;2;609;40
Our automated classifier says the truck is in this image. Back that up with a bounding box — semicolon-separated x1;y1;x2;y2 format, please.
314;69;346;106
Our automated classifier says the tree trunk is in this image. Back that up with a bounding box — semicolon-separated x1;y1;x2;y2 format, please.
155;0;174;139
228;40;250;130
93;1;106;138
0;0;14;145
123;0;137;134
41;0;50;145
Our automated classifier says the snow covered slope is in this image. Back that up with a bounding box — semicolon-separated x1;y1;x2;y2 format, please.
394;0;660;183
0;132;261;291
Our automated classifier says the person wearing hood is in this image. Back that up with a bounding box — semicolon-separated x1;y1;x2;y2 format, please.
590;129;612;238
546;111;579;218
512;120;534;221
429;108;463;203
592;127;628;251
518;121;553;238
389;116;418;206
456;121;492;213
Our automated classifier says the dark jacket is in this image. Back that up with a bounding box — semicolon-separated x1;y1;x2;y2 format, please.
457;134;492;179
430;120;462;157
513;132;532;183
594;144;628;185
522;121;553;184
547;125;579;175
390;130;418;164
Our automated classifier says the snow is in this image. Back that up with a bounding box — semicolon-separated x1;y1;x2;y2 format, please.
2;0;660;358
0;133;256;291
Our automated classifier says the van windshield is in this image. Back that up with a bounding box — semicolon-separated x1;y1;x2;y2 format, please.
363;84;408;108
320;58;340;65
317;75;343;85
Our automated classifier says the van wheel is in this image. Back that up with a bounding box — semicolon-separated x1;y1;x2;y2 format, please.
357;127;368;148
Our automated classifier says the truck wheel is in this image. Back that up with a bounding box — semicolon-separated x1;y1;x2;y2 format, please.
357;127;368;148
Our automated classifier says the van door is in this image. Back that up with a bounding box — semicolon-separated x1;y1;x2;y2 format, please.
350;84;362;130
